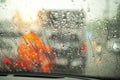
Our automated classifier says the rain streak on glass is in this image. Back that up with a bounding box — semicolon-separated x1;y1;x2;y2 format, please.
0;0;120;79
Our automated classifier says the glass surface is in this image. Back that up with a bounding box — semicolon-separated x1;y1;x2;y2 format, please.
0;0;120;79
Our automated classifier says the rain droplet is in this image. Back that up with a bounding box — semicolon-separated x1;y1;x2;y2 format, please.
83;0;86;2
87;8;90;12
0;32;3;35
113;35;117;38
114;30;117;33
114;1;118;4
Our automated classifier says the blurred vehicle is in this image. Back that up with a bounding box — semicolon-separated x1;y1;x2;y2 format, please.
108;38;120;53
48;32;86;72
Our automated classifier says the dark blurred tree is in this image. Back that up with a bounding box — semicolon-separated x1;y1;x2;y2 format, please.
116;4;120;26
87;3;120;40
106;4;120;39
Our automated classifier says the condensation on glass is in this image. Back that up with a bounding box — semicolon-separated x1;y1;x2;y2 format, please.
0;0;120;78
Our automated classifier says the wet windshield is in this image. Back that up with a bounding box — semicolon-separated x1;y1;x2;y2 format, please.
0;0;120;79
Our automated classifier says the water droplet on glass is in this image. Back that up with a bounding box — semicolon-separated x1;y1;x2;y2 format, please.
83;0;86;2
113;35;117;38
114;1;118;4
114;30;117;33
87;8;90;12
